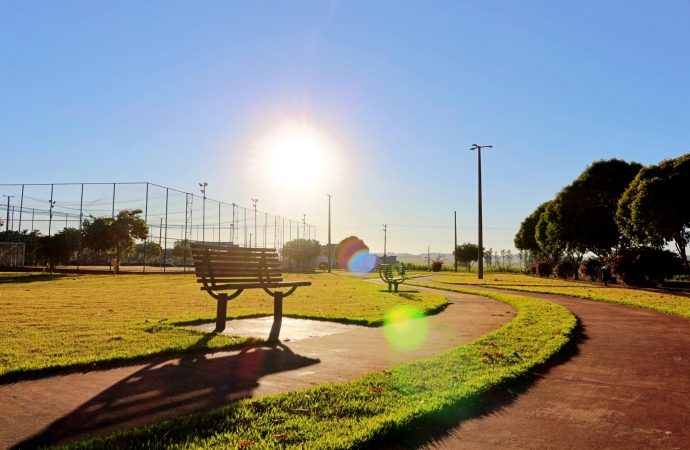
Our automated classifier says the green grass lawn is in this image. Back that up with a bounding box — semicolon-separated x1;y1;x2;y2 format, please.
62;287;576;449
0;272;446;378
427;272;690;318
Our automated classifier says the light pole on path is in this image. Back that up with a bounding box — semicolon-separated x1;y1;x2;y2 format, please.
470;144;492;280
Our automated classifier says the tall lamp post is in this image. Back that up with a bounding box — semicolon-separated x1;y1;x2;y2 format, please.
470;143;492;280
3;195;14;233
252;199;258;247
199;183;208;242
48;200;56;237
327;194;332;273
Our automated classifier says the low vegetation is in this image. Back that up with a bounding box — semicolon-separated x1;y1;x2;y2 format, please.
61;288;576;449
427;272;690;318
0;272;446;378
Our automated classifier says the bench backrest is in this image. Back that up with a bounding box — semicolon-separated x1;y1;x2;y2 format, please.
191;243;282;289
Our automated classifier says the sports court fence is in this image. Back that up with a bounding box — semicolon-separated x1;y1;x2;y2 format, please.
0;182;316;273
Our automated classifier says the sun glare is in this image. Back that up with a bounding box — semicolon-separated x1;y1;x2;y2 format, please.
256;122;335;190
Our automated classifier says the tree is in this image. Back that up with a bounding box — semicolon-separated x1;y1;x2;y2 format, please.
483;247;493;267
81;209;149;273
516;201;563;266
453;243;479;272
135;241;163;263
534;202;566;266
616;153;690;273
34;228;78;271
515;202;548;256
282;238;321;268
171;239;192;260
334;236;369;271
546;159;643;258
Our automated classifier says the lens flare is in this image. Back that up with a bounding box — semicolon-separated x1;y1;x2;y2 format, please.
335;236;376;274
383;305;429;351
348;250;377;273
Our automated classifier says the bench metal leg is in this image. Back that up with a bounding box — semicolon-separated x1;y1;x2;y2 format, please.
394;282;399;293
274;291;283;322
215;298;227;333
388;282;392;293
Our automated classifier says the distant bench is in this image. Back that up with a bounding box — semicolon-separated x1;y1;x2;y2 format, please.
379;263;407;292
192;243;312;333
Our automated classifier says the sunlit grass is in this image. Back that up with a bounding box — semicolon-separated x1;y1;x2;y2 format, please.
428;272;690;318
0;272;446;378
61;287;576;449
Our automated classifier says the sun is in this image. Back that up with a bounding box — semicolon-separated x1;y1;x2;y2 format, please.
257;121;335;189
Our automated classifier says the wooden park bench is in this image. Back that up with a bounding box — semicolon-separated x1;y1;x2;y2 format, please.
192;243;312;333
379;263;407;293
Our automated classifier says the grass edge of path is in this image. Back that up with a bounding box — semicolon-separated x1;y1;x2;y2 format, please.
58;287;577;450
425;275;690;319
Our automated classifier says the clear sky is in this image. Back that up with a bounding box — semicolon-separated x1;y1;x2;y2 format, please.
1;1;688;255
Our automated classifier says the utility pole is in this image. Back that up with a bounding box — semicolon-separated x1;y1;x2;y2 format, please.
382;224;388;264
252;198;258;247
327;194;332;273
199;182;208;242
3;195;13;233
470;144;493;280
454;211;458;272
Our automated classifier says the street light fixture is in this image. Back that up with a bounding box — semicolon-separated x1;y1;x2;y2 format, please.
470;143;493;280
199;183;208;242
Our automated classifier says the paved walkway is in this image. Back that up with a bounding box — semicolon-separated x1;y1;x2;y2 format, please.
0;284;513;449
397;277;690;450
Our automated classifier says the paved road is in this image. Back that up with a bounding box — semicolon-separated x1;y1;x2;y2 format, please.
0;285;513;450
398;277;690;450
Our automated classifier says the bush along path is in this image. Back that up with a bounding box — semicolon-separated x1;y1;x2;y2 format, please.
404;277;690;449
59;289;576;449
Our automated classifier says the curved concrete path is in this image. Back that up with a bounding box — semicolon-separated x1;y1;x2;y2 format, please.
399;277;690;450
0;285;514;450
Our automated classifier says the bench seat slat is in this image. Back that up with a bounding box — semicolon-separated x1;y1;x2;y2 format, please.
194;255;278;263
201;281;312;291
197;277;284;283
195;270;282;276
194;259;280;269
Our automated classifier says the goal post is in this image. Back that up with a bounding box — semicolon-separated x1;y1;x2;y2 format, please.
0;243;25;266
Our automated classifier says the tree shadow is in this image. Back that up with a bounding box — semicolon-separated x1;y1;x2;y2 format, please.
365;321;588;449
0;274;67;284
12;336;319;449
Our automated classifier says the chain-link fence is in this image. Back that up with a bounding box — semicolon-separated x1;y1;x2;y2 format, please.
0;183;316;272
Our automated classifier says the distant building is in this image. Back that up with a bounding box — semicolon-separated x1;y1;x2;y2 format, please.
376;255;397;265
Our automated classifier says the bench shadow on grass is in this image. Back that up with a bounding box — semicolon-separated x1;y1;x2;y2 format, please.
12;334;320;450
365;321;588;450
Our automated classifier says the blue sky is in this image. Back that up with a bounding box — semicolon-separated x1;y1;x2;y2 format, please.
1;1;688;254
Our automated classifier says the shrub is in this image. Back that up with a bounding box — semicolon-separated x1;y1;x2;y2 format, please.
536;262;552;277
611;247;683;286
579;258;602;281
555;260;575;279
